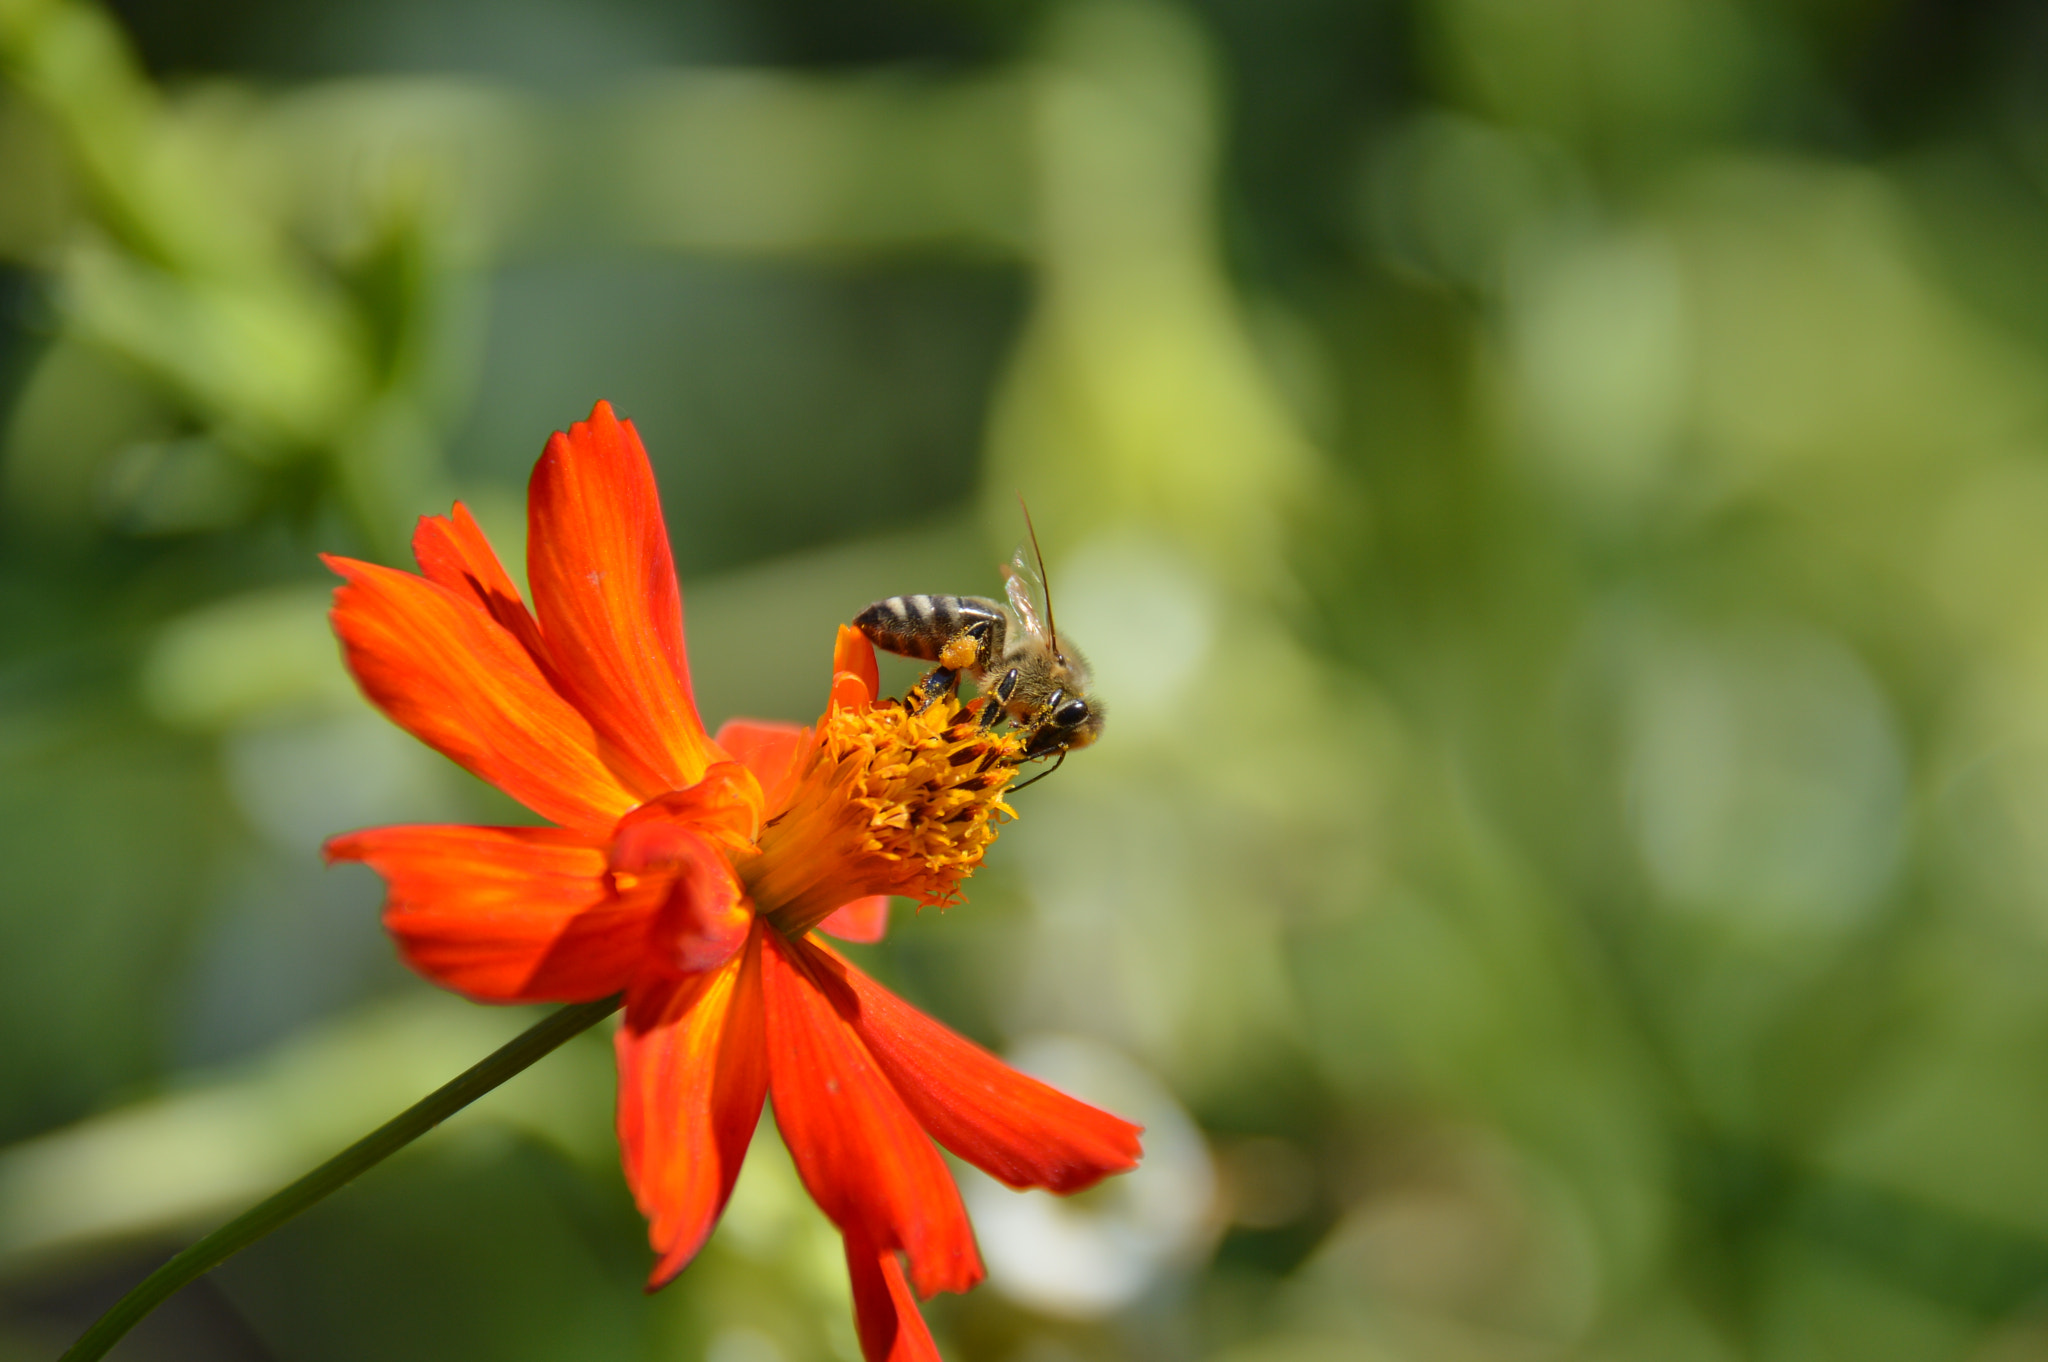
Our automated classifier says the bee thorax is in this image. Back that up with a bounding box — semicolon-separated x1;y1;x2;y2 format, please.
852;552;1100;780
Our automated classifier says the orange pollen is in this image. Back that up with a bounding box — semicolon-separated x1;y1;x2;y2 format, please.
740;696;1020;937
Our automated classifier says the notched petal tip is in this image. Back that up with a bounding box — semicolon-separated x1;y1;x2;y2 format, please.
410;503;549;659
616;936;769;1290
810;939;1145;1193
760;930;983;1299
528;399;721;797
846;1234;944;1362
324;557;642;832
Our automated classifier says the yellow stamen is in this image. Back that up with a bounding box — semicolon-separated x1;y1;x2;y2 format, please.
741;697;1019;937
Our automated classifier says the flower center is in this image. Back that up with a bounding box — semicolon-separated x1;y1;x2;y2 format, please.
740;696;1019;937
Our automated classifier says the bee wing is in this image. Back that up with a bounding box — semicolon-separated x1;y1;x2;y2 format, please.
1001;558;1048;641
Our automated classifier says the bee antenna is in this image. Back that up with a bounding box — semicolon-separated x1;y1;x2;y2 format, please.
1017;494;1060;654
1009;747;1066;793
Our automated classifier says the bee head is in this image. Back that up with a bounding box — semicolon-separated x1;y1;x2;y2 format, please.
1023;695;1104;759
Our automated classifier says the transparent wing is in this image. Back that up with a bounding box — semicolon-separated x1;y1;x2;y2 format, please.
1002;555;1047;641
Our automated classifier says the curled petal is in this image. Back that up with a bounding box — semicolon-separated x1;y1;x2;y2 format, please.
324;557;640;833
612;800;755;977
811;940;1143;1193
818;896;891;944
411;503;547;664
760;930;982;1298
615;761;764;856
328;824;649;1002
528;401;720;795
714;718;810;817
617;931;770;1287
832;625;881;713
845;1232;942;1362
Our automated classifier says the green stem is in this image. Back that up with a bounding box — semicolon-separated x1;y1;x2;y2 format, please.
61;994;623;1362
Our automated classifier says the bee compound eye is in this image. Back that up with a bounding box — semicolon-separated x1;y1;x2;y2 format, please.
1055;699;1089;728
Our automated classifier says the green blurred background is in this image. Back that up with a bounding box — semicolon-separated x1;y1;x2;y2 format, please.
5;0;2048;1357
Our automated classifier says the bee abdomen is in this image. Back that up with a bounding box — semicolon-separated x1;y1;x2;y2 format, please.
856;594;1004;664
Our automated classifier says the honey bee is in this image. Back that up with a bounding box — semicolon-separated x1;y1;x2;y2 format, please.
855;509;1102;786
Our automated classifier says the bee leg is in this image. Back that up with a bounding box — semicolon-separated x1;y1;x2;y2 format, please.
969;618;1000;669
915;622;996;716
909;665;962;714
978;667;1021;731
1009;748;1066;792
938;636;979;672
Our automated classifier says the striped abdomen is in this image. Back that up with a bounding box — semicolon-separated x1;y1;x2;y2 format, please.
855;594;1007;669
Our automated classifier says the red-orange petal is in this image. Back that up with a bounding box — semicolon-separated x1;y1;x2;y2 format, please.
714;718;810;818
811;940;1144;1193
411;503;548;664
616;928;770;1287
324;556;641;833
527;401;720;795
760;930;982;1298
612;798;755;977
832;625;881;713
818;896;891;943
845;1232;943;1362
614;761;763;858
327;823;650;1002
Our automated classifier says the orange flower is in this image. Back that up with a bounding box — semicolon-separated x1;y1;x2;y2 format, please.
323;402;1142;1360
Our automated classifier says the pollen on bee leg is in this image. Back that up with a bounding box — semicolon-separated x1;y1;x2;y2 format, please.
739;696;1021;938
940;635;980;670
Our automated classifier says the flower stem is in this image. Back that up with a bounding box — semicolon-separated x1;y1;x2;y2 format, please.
60;994;623;1362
